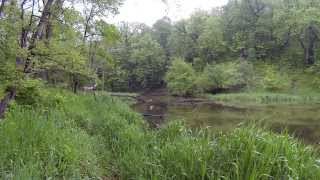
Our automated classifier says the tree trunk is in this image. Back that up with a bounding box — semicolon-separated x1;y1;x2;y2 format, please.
24;0;55;73
45;0;64;42
298;33;308;65
102;71;105;91
17;0;35;68
248;30;256;60
0;0;6;17
0;89;16;119
306;40;316;65
30;0;54;45
299;26;318;66
306;26;317;65
83;6;94;42
72;74;79;94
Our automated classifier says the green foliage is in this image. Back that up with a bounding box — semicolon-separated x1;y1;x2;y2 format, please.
0;5;21;93
130;34;166;88
167;59;295;96
199;62;239;90
238;60;256;88
215;126;320;179
0;61;16;91
15;79;44;106
152;17;172;53
0;0;123;94
1;90;320;179
15;81;66;107
165;58;198;96
198;16;227;62
198;60;255;91
109;25;167;90
2;0;320;94
2;0;320;178
208;92;320;106
105;0;320;92
33;30;93;79
96;21;120;45
168;20;198;62
0;105;100;179
260;65;291;92
306;63;320;89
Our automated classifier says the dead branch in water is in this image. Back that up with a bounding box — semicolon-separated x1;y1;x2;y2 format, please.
143;113;164;118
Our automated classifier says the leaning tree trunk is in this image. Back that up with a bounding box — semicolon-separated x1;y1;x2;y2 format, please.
0;0;6;17
0;0;65;118
24;0;55;73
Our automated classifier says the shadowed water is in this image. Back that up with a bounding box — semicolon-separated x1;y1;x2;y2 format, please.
133;91;320;144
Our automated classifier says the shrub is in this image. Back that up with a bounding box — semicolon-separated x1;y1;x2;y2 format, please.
15;79;44;106
260;65;290;91
237;60;256;88
306;63;320;90
165;58;198;96
0;62;16;90
198;60;255;92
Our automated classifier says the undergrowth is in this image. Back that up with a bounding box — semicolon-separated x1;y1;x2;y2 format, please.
0;90;319;179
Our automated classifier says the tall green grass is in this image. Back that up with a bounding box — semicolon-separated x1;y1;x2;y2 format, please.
0;105;101;179
208;92;320;106
0;90;319;179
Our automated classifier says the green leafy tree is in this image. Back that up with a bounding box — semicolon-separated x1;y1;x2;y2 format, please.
130;34;166;88
198;60;255;92
165;58;197;96
261;64;290;91
198;15;227;64
152;17;173;69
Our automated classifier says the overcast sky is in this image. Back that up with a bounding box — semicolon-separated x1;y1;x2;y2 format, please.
108;0;228;26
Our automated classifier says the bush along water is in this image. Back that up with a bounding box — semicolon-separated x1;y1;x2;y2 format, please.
0;90;319;179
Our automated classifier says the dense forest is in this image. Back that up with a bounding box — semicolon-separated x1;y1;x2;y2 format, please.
1;0;320;179
2;0;320;97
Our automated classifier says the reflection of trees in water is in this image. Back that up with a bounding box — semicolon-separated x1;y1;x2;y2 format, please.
134;100;168;128
134;90;320;144
271;123;320;144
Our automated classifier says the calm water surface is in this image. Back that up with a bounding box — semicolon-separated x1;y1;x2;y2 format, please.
133;93;320;144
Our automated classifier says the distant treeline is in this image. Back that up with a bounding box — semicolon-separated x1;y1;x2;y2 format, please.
107;0;320;92
1;0;320;95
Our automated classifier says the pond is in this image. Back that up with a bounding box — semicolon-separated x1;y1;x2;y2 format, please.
133;89;320;145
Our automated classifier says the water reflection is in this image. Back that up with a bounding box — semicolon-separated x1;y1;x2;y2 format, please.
133;95;320;144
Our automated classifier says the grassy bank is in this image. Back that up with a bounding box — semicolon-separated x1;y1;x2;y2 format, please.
207;92;320;106
107;91;139;104
0;90;319;179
